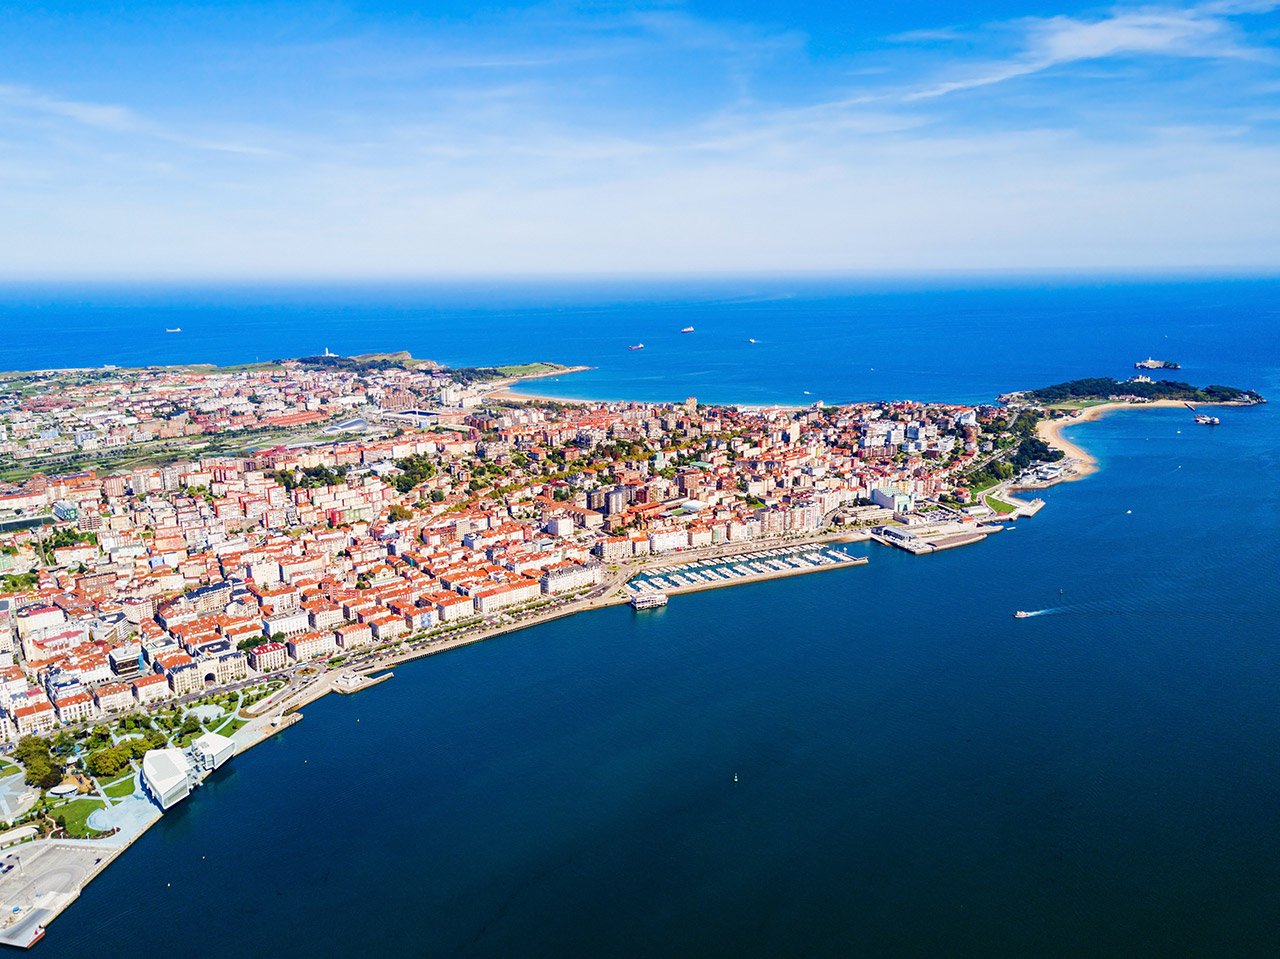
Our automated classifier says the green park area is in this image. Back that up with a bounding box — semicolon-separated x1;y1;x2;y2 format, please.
53;799;107;838
103;774;138;799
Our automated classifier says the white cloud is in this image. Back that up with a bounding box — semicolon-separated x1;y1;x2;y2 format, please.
0;2;1278;276
0;83;278;156
5;117;1278;278
0;84;142;133
903;1;1276;101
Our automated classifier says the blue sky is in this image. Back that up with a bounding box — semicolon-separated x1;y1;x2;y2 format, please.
2;1;1278;277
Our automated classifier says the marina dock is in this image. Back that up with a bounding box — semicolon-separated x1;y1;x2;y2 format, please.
624;545;868;599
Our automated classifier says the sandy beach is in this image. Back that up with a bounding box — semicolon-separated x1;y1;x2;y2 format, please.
487;386;593;404
486;366;812;410
1036;399;1250;481
485;365;594;403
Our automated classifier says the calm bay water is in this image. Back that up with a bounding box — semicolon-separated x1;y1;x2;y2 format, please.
5;278;1278;957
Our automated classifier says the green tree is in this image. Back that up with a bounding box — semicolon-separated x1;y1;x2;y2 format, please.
50;732;75;757
390;454;438;493
24;755;59;788
14;736;49;766
85;746;128;778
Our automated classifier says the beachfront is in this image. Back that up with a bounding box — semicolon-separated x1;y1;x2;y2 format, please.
1034;398;1260;480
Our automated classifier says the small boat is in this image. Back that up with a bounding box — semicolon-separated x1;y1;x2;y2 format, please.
734;774;738;782
680;326;694;333
629;344;644;351
166;327;181;333
1014;610;1031;618
748;338;756;344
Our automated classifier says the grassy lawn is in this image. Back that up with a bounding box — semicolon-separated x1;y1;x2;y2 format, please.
1048;399;1111;411
966;474;1006;494
495;362;565;377
103;775;137;799
985;496;1018;514
0;760;21;779
56;799;107;838
220;718;248;736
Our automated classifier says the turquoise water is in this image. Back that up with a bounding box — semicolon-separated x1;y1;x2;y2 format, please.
6;279;1277;957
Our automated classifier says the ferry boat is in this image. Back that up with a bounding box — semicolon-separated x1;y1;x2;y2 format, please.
680;326;694;333
1013;610;1032;618
166;327;181;333
1194;414;1220;425
629;343;644;350
631;593;668;609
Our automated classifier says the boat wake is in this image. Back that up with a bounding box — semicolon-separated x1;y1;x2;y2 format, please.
1017;600;1239;622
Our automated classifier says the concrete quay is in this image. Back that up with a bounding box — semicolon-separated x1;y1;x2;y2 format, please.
872;521;1007;555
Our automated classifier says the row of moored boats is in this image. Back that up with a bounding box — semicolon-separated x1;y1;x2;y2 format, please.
628;548;854;594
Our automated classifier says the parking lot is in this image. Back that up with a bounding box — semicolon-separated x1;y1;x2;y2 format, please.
0;843;105;912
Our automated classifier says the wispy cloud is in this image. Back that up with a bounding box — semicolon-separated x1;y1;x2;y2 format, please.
0;1;1278;276
901;1;1277;100
0;84;140;133
0;83;278;156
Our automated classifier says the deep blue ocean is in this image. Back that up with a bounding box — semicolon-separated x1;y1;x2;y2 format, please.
1;275;1278;406
4;277;1279;958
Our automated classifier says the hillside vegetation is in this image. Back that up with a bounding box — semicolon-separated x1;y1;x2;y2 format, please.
1026;378;1263;405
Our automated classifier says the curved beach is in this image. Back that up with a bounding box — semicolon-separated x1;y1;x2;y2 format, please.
1036;399;1252;481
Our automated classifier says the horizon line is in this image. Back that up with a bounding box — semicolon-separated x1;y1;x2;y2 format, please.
2;266;1280;287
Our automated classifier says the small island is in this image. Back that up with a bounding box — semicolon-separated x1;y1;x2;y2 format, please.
1135;357;1180;370
1001;377;1264;407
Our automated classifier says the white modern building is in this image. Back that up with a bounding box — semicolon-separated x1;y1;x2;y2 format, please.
192;732;236;772
142;748;194;810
